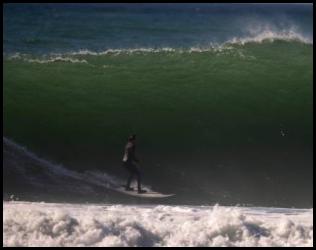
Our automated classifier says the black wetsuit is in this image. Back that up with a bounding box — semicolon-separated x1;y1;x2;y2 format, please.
122;141;141;191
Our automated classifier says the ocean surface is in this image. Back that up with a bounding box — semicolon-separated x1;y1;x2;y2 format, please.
3;3;313;210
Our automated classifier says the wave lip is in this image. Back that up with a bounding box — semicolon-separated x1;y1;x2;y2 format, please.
66;30;312;56
4;28;312;60
26;57;88;64
227;29;312;45
69;47;177;56
6;54;88;64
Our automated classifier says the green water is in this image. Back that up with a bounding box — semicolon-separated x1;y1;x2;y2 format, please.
3;41;313;207
3;42;313;165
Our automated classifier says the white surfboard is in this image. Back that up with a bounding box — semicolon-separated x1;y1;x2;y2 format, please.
114;186;175;198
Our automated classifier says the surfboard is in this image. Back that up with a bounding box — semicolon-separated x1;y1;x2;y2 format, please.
114;186;175;198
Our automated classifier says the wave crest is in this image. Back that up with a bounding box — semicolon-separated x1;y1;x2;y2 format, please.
4;30;311;61
6;53;88;64
227;29;312;45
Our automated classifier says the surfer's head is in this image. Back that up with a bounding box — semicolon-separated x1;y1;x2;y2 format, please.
128;134;136;142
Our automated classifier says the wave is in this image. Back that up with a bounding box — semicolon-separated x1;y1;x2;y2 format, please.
4;28;311;61
6;54;88;64
69;47;177;55
227;29;312;45
66;30;311;56
3;202;313;247
67;46;241;56
3;48;251;64
26;57;88;64
3;30;313;208
5;48;235;62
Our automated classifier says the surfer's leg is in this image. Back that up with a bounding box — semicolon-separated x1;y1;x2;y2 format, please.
126;173;134;190
125;163;135;190
133;167;143;192
128;163;141;191
136;169;141;191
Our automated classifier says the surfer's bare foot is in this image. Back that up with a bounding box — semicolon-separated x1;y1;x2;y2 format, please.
125;187;134;191
138;190;147;194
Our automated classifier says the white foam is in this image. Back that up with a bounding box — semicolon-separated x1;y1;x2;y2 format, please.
69;47;176;56
3;202;313;247
66;46;241;56
6;54;88;64
227;28;312;45
26;57;88;64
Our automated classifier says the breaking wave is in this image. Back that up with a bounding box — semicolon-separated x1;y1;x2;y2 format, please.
6;54;88;64
3;202;313;247
227;29;312;45
62;31;313;56
4;28;311;62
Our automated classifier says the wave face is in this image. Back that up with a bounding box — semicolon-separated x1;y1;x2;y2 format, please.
3;202;313;247
3;137;156;204
3;4;313;208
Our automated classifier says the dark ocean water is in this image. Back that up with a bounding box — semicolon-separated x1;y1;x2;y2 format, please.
3;3;313;207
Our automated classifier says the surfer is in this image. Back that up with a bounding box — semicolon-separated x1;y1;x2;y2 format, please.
122;134;146;193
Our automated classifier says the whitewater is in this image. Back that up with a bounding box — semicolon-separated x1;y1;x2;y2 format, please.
3;202;313;247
